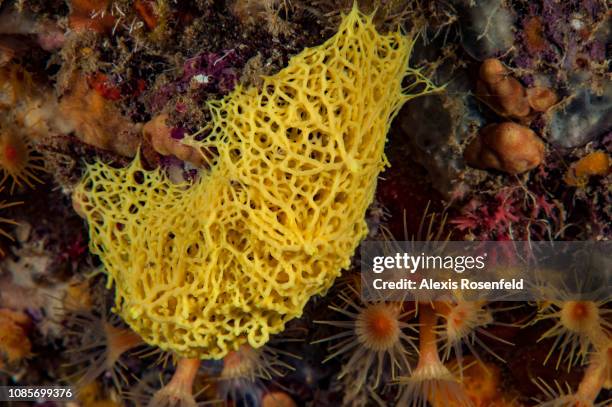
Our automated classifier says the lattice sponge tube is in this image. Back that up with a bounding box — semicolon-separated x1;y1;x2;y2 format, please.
75;6;440;359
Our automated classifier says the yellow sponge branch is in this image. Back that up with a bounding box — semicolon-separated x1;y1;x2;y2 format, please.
75;7;441;359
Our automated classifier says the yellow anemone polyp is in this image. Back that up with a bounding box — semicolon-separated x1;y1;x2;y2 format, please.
0;128;45;193
75;6;440;359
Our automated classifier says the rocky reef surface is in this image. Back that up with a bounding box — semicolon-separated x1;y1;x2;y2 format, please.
0;0;609;406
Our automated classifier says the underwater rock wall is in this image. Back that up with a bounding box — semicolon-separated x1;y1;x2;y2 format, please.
0;0;609;406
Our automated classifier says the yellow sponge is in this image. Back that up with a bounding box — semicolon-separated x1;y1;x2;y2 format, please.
76;6;439;359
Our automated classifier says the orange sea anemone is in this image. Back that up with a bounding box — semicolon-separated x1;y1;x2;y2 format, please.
396;303;471;407
217;343;295;405
63;307;145;392
0;124;45;193
536;299;611;370
315;286;418;405
147;358;202;407
436;299;516;376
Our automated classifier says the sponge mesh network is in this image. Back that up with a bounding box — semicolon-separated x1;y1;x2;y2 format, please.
76;6;439;359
